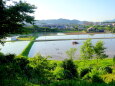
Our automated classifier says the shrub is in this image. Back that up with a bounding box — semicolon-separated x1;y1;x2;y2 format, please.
53;67;64;80
66;48;77;60
29;54;53;84
80;68;91;78
62;59;78;79
104;67;112;73
113;56;115;65
5;54;15;62
91;75;104;83
0;54;23;80
0;53;15;64
15;57;29;70
0;52;5;64
49;62;57;70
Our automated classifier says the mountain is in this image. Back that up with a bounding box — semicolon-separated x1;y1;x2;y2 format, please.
34;18;84;25
104;19;115;22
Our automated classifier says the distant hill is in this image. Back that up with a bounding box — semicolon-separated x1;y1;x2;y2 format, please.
34;18;84;25
104;19;115;22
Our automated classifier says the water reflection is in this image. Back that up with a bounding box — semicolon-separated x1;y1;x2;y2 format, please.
72;41;79;45
37;33;115;40
0;41;30;55
28;39;115;60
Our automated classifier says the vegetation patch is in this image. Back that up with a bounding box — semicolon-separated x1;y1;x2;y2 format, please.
17;36;34;41
0;52;115;86
20;36;37;57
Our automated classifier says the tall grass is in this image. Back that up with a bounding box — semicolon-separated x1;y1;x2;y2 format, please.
46;80;115;86
20;36;37;57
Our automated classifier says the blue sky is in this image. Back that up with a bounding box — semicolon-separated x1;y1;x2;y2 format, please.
23;0;115;21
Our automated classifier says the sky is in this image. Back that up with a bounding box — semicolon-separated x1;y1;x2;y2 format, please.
9;0;115;22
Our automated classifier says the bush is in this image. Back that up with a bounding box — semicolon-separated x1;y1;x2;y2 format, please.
29;54;53;84
91;75;104;83
62;59;78;79
80;68;91;78
0;53;15;64
53;67;64;80
0;53;54;85
0;52;5;64
104;67;112;73
15;57;29;70
49;62;57;70
0;54;23;79
113;56;115;65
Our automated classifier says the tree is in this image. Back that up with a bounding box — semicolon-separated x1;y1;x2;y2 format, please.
94;40;108;62
113;56;115;66
66;48;77;60
0;0;36;40
62;59;78;79
74;26;78;30
80;39;94;60
105;26;112;32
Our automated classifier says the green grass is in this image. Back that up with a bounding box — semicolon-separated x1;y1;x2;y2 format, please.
20;36;37;57
47;79;115;86
1;79;40;86
20;41;34;57
50;59;114;68
61;30;84;33
17;36;34;41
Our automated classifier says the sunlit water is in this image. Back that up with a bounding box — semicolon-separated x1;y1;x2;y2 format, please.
0;41;30;55
28;33;115;60
0;33;115;60
36;33;115;40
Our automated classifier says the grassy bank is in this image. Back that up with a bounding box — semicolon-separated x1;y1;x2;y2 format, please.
20;35;37;57
20;41;34;57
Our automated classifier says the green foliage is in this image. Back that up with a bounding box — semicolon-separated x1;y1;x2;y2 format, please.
80;39;94;60
94;40;108;60
62;59;78;79
0;53;53;85
29;54;53;84
80;68;91;78
104;67;112;73
0;53;15;64
81;68;105;83
20;36;37;57
20;41;34;57
0;54;23;80
80;39;107;62
0;0;36;39
53;67;64;80
48;79;115;86
66;48;77;60
0;52;115;86
113;56;115;65
91;75;104;83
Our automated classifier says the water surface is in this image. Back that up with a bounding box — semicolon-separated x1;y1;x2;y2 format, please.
0;41;29;55
29;33;115;60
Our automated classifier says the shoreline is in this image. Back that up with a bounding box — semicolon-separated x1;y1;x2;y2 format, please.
64;32;112;35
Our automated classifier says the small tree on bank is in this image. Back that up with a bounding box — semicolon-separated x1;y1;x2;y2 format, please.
94;40;108;62
62;48;78;79
80;39;108;63
66;48;77;60
80;39;94;60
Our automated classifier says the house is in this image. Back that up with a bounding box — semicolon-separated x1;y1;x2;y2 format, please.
87;27;104;32
78;25;85;30
87;27;96;32
11;36;18;41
